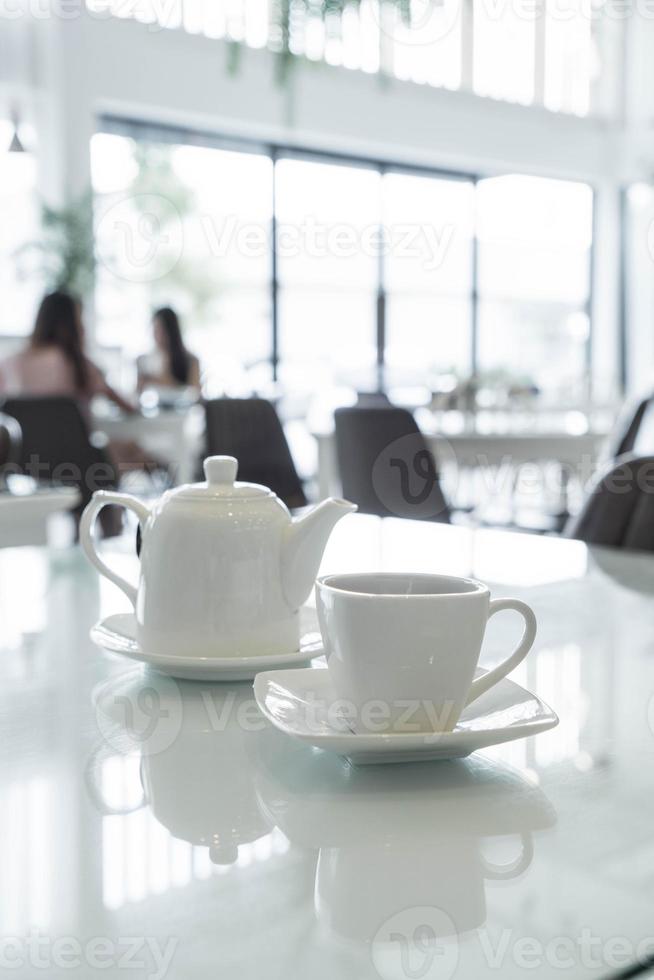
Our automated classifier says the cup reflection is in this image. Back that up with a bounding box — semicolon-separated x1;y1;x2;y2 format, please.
254;736;556;943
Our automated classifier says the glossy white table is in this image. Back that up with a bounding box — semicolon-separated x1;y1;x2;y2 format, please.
2;516;654;979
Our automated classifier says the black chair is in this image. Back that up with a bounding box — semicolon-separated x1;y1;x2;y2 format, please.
1;396;120;534
605;391;654;460
0;412;21;490
565;454;654;552
355;391;392;408
204;398;307;509
334;406;451;522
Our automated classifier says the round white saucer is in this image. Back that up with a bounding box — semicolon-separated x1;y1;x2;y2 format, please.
253;667;559;764
90;613;324;681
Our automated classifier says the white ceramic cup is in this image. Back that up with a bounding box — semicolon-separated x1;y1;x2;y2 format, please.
315;572;537;735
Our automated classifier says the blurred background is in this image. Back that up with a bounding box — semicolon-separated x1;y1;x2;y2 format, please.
1;0;653;536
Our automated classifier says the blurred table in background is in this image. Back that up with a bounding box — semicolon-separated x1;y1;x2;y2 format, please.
92;403;205;485
314;415;608;523
0;485;80;546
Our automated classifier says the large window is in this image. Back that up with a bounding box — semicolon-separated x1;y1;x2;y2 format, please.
85;0;611;118
92;133;272;392
0;120;40;336
476;175;593;401
544;1;595;116
383;171;474;382
275;158;380;392
473;0;536;106
93;125;594;400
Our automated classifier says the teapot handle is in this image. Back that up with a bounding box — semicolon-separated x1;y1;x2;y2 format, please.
80;491;150;609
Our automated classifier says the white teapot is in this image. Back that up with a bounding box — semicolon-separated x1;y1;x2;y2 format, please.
80;456;356;659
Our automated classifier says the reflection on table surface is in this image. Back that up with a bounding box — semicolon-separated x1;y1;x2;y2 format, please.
1;515;654;979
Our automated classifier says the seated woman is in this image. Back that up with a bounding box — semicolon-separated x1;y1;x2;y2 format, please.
0;291;134;415
0;291;154;475
137;307;200;393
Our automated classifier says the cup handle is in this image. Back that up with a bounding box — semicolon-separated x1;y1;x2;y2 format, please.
464;598;537;708
80;491;151;610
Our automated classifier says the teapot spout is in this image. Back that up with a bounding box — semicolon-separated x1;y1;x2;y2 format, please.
282;498;357;611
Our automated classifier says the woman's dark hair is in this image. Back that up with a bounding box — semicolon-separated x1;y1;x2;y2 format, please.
153;307;191;385
31;291;89;391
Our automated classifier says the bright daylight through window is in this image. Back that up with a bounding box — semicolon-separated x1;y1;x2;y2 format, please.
91;129;593;402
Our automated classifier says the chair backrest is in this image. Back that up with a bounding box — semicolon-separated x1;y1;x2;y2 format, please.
204;398;306;509
355;391;392;408
565;453;654;551
605;392;654;461
1;396;117;509
0;411;21;465
334;406;451;522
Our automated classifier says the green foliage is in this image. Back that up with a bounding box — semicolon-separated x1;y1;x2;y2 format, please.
16;191;96;298
124;142;217;321
130;143;194;219
272;0;411;30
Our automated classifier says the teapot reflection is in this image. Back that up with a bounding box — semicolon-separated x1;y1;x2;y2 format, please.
254;738;557;942
88;671;272;865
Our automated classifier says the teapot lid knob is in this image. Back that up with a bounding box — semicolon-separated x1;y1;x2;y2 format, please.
204;456;238;487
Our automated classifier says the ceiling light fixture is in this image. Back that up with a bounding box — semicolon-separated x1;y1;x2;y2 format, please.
8;106;26;153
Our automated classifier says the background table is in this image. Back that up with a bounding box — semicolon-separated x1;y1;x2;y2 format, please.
315;429;606;524
0;485;80;546
92;404;205;484
315;428;606;498
1;517;654;978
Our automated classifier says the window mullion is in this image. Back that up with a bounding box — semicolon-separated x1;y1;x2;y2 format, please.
271;147;279;382
534;0;547;107
461;0;474;92
471;175;480;378
377;163;387;392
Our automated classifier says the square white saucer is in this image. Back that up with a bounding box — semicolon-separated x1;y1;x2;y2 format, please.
90;613;324;681
253;667;559;764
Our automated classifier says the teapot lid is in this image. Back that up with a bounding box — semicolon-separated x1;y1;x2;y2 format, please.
172;456;273;500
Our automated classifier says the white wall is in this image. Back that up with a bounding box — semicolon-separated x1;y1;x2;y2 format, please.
51;12;624;185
